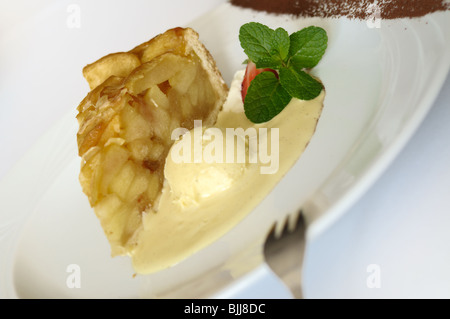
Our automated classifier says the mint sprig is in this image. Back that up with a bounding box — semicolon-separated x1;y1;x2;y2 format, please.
239;22;328;123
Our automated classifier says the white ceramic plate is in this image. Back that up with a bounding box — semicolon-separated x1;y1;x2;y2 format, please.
1;1;449;298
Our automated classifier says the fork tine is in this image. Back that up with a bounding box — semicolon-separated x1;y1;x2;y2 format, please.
263;210;306;299
265;210;304;242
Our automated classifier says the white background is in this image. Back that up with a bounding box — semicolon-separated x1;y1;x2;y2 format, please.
1;0;449;298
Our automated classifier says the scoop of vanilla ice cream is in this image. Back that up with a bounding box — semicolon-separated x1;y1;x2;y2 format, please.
164;124;247;207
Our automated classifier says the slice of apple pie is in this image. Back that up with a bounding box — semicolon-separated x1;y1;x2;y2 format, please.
76;27;228;256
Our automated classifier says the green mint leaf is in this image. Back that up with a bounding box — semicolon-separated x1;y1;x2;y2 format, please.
239;22;289;69
244;71;292;123
239;22;275;65
288;26;328;69
271;27;290;62
279;67;323;101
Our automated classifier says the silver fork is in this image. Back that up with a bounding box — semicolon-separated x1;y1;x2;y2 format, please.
263;211;306;299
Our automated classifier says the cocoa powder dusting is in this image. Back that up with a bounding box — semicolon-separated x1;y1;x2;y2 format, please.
229;0;449;19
